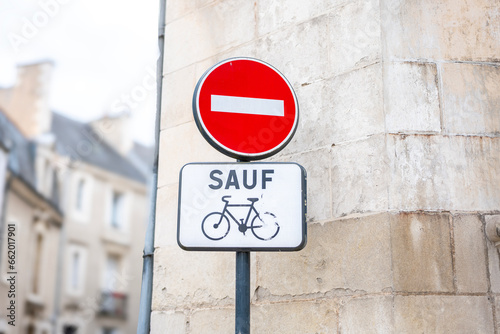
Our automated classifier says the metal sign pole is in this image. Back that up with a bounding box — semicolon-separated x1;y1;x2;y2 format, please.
235;156;250;334
235;251;250;334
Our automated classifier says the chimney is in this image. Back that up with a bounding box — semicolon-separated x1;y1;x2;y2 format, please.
90;112;133;156
0;61;54;138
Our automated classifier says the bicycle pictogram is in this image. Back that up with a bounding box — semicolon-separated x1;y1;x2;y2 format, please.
201;196;280;241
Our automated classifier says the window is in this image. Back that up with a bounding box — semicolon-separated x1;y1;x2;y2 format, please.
32;234;43;294
71;252;80;290
110;191;124;229
42;160;52;196
72;175;92;223
104;254;121;291
63;325;78;334
75;179;85;211
67;244;87;295
51;169;60;207
27;324;36;334
101;254;127;318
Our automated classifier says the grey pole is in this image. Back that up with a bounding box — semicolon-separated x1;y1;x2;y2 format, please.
235;251;251;334
137;0;166;332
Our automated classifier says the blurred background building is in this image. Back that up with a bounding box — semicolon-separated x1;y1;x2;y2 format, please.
0;62;153;334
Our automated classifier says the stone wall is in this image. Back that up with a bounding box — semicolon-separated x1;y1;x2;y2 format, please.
153;0;500;332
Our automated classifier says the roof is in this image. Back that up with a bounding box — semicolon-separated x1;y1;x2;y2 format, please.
128;141;155;180
131;141;154;167
51;113;148;184
0;110;37;186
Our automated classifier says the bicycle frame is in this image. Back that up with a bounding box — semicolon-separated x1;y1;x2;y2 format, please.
219;201;260;231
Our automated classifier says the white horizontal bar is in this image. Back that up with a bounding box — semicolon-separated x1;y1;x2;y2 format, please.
211;95;284;117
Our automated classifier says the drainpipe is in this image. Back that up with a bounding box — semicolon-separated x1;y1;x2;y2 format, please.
137;0;166;332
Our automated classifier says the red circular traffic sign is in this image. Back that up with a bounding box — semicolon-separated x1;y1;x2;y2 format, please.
193;57;299;160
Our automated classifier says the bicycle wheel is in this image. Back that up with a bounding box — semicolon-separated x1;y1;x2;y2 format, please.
202;212;230;240
251;212;279;241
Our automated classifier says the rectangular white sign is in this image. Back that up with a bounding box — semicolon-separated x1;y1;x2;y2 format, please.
211;95;285;116
177;162;307;251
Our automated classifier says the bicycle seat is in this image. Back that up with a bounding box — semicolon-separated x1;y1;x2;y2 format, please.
247;198;259;203
222;196;231;202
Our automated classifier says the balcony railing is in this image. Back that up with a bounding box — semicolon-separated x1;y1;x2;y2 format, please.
98;291;127;319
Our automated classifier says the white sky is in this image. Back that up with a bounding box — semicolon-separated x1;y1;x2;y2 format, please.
0;0;159;145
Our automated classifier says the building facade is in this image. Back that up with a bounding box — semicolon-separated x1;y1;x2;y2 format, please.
0;111;63;334
0;63;152;334
153;0;500;333
50;113;150;334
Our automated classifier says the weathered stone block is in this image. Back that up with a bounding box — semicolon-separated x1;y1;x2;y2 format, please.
281;79;326;153
190;308;234;334
256;15;330;86
328;0;381;75
288;63;383;154
328;64;384;144
391;213;453;292
388;134;500;211
150;311;186;333
384;62;441;133
161;65;196;131
256;214;392;296
340;296;393;334
495;296;500;330
164;0;256;73
331;135;389;217
453;215;488;293
252;300;338;334
256;0;345;36
382;0;500;61
157;123;231;188
154;184;179;248
152;246;235;310
288;148;331;222
485;215;500;293
441;63;500;135
394;296;494;333
166;0;217;23
213;42;259;64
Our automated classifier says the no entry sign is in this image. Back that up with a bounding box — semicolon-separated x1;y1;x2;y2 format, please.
193;57;299;160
